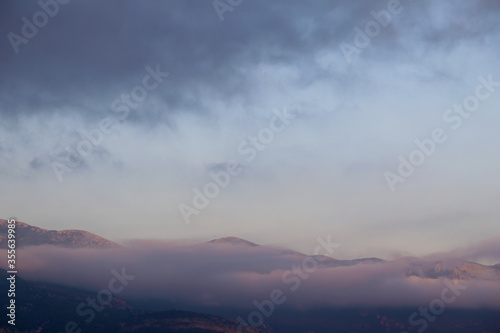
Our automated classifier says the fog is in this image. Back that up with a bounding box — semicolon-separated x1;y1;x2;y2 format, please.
4;239;499;312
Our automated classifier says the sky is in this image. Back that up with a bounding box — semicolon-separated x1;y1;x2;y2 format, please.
0;0;499;260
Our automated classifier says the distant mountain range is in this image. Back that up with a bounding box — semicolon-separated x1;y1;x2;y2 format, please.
1;220;499;332
1;220;499;281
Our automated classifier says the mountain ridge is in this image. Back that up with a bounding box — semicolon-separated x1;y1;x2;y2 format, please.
2;220;499;281
0;219;120;249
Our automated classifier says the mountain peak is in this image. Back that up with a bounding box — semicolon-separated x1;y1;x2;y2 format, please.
207;237;258;247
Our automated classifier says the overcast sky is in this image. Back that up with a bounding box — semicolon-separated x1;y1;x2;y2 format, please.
1;0;499;259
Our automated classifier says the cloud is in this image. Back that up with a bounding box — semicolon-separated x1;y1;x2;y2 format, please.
2;0;498;121
5;240;500;314
427;236;500;264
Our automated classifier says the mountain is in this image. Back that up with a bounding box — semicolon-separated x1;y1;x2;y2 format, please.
207;237;389;268
2;220;498;282
0;268;268;333
208;236;259;247
0;219;119;249
206;237;500;281
404;257;500;280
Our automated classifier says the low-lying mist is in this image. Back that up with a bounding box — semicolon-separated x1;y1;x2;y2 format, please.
2;238;500;313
